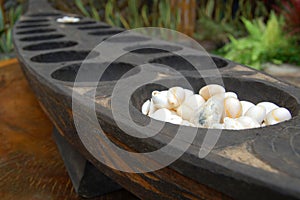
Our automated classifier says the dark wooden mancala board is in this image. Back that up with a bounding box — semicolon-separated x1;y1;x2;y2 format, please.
13;0;300;199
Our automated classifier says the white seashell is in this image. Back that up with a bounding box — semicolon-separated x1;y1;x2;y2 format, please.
177;94;206;120
152;90;171;109
225;92;238;99
176;104;193;121
211;123;224;129
265;107;292;125
149;108;182;125
224;97;242;118
167;87;185;108
256;102;279;114
148;99;157;116
245;105;266;124
141;100;150;115
149;108;172;121
57;16;80;23
184;89;194;97
223;117;245;130
261;122;266;127
236;116;260;129
166;114;183;125
181;120;196;127
199;84;225;101
191;94;224;128
240;101;255;115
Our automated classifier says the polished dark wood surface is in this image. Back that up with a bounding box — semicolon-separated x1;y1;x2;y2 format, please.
0;59;137;200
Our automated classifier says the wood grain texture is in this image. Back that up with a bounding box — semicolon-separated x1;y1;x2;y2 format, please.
0;59;137;200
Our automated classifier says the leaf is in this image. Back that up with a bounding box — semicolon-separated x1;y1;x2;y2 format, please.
241;17;262;39
89;0;100;21
119;15;130;29
75;0;90;17
205;0;214;18
141;5;150;27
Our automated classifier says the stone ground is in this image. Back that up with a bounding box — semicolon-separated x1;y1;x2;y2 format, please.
263;63;300;87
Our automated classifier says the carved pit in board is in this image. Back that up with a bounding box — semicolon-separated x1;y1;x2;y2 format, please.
16;24;50;29
124;44;183;54
30;51;99;63
62;21;96;25
78;25;111;30
149;55;229;71
29;13;62;17
19;34;65;41
51;62;139;83
23;41;78;51
89;29;124;36
19;19;49;23
105;35;151;43
16;28;56;35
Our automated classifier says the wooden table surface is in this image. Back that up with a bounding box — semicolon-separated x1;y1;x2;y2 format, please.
0;58;137;200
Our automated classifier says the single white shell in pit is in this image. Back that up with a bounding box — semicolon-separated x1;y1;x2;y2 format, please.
240;101;255;115
224;97;242;118
57;16;80;23
244;105;266;124
167;87;185;108
265;107;292;125
225;92;238;99
152;90;171;109
256;102;279;114
199;84;225;100
176;94;205;121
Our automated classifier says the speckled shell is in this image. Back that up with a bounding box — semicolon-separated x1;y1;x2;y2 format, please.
199;84;225;100
177;94;205;120
192;94;224;128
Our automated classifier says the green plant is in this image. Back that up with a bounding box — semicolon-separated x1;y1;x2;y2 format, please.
216;11;300;69
73;0;181;30
0;3;22;54
194;0;269;44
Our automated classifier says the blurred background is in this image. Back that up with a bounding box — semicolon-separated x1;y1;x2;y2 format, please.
1;0;299;71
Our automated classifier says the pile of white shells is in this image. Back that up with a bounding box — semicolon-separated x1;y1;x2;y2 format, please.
141;84;292;130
